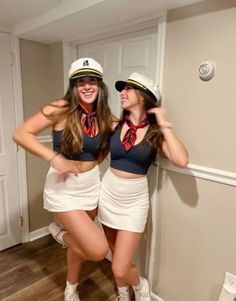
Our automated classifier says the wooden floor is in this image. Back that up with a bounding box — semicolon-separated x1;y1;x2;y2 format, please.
0;235;122;301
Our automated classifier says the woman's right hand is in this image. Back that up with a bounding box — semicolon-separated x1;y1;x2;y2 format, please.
49;154;80;181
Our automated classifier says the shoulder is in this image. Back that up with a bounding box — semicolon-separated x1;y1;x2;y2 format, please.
111;114;119;122
42;99;69;114
40;99;70;128
42;99;68;112
111;114;120;131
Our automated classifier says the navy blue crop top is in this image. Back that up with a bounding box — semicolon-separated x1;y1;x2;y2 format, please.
110;127;156;175
52;130;101;161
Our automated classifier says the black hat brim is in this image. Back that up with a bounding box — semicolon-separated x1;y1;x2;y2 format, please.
115;80;157;102
70;69;103;80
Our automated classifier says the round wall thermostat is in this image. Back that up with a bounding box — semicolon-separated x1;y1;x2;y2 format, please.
198;61;216;81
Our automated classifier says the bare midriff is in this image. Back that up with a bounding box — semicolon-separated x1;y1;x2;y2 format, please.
110;167;145;179
74;160;98;173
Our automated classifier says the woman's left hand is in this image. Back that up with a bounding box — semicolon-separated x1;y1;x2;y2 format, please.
148;108;189;167
147;107;171;128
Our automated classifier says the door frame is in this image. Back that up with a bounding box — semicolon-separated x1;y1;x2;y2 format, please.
10;35;29;243
10;37;79;243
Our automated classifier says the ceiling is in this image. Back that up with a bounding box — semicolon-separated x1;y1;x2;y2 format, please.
0;0;205;44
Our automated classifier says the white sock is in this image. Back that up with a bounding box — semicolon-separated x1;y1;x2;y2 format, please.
66;280;78;290
118;286;129;296
57;230;66;243
132;278;141;299
132;277;141;291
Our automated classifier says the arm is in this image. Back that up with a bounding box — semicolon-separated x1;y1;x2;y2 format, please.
12;100;79;175
13;105;58;162
111;114;119;131
147;107;189;168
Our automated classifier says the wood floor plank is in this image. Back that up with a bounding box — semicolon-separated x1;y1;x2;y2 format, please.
0;235;123;301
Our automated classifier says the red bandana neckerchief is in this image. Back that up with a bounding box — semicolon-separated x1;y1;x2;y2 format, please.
79;102;96;137
121;115;149;152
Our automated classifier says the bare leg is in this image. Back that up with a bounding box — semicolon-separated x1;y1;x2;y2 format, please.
103;225;142;286
67;248;83;283
66;209;97;283
54;209;108;261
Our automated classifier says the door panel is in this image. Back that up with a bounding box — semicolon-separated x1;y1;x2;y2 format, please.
78;28;157;117
0;32;21;250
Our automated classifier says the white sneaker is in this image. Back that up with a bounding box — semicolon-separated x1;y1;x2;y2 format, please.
64;284;80;301
48;222;67;248
134;277;151;301
115;294;131;301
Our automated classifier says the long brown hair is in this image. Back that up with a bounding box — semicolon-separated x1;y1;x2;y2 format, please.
42;78;112;157
117;89;163;156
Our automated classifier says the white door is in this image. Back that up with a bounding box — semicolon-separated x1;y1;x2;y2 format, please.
0;32;21;250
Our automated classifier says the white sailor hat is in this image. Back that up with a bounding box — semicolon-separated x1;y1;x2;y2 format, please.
115;72;161;102
68;58;103;80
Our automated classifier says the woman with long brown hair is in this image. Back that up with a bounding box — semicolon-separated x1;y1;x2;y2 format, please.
13;57;115;301
98;72;189;301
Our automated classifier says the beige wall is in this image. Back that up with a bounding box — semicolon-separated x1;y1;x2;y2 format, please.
154;1;236;300
156;170;236;301
19;39;64;232
164;1;236;172
49;42;64;99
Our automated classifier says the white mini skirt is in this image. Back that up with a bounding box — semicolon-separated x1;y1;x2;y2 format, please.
44;165;100;212
98;168;149;233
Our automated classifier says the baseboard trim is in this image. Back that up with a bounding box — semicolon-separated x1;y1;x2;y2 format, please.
151;292;164;301
29;226;50;241
159;159;236;187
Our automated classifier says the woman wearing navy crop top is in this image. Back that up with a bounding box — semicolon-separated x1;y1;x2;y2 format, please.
12;58;115;301
98;72;189;301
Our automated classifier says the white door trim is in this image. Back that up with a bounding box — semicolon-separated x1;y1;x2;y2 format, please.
155;15;167;98
145;16;167;288
10;36;29;243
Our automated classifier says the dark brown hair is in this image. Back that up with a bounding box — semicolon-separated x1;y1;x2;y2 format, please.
117;89;163;157
42;78;113;157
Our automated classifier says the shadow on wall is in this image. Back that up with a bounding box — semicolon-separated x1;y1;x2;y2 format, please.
158;167;199;208
146;166;199;291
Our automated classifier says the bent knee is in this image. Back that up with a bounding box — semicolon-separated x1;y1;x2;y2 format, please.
89;242;109;261
88;237;109;261
112;263;129;279
71;243;108;261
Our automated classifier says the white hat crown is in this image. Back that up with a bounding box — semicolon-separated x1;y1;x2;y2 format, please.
115;72;161;102
68;58;103;80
